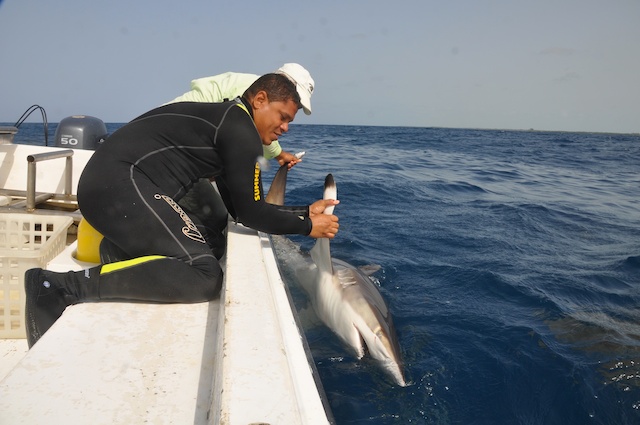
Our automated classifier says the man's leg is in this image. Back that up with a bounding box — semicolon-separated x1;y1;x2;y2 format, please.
25;174;222;347
178;178;229;259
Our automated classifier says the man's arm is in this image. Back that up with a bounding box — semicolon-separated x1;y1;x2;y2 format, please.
215;105;312;236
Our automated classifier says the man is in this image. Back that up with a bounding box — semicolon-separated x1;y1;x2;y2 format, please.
24;73;339;348
170;63;314;258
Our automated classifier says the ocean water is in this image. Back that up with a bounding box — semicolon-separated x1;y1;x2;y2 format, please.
8;121;640;424
267;126;640;425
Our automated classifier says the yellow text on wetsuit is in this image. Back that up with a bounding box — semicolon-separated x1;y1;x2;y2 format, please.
253;162;261;201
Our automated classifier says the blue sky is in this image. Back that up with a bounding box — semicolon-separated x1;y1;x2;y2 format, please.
1;0;639;133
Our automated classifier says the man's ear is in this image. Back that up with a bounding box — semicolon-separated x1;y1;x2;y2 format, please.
251;90;269;110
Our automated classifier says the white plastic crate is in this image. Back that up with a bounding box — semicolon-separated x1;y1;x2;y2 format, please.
0;213;73;338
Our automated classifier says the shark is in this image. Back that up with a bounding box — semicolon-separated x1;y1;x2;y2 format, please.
266;165;407;387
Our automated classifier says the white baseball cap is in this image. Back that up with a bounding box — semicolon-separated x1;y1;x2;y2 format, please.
276;63;314;115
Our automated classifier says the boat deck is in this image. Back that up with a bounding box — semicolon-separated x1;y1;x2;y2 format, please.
0;142;332;424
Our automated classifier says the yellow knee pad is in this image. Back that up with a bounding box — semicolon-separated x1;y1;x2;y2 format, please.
76;217;103;263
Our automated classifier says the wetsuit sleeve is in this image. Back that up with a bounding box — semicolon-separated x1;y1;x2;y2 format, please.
215;105;312;236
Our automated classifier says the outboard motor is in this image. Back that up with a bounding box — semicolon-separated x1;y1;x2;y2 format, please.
54;115;108;150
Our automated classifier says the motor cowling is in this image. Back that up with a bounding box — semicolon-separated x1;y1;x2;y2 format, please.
54;115;107;150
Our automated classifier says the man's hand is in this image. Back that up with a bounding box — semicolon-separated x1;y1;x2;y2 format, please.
309;199;340;238
276;150;302;169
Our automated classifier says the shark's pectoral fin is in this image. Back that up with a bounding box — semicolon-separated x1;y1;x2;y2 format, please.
310;239;333;275
296;306;322;328
349;323;366;359
358;264;381;276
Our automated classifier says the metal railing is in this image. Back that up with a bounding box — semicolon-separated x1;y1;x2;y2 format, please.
26;149;74;211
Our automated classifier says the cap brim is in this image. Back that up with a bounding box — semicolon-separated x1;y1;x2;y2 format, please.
298;93;312;115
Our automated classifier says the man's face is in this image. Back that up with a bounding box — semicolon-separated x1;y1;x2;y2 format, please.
252;92;299;144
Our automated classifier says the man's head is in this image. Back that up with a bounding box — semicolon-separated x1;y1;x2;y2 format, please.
243;73;300;144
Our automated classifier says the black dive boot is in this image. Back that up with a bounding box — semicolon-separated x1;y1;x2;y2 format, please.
24;268;100;348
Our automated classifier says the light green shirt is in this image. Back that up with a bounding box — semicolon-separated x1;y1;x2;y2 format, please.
166;72;282;159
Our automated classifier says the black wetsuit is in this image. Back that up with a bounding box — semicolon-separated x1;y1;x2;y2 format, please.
76;99;311;302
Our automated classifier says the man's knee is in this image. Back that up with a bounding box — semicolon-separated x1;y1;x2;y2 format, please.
190;256;223;301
